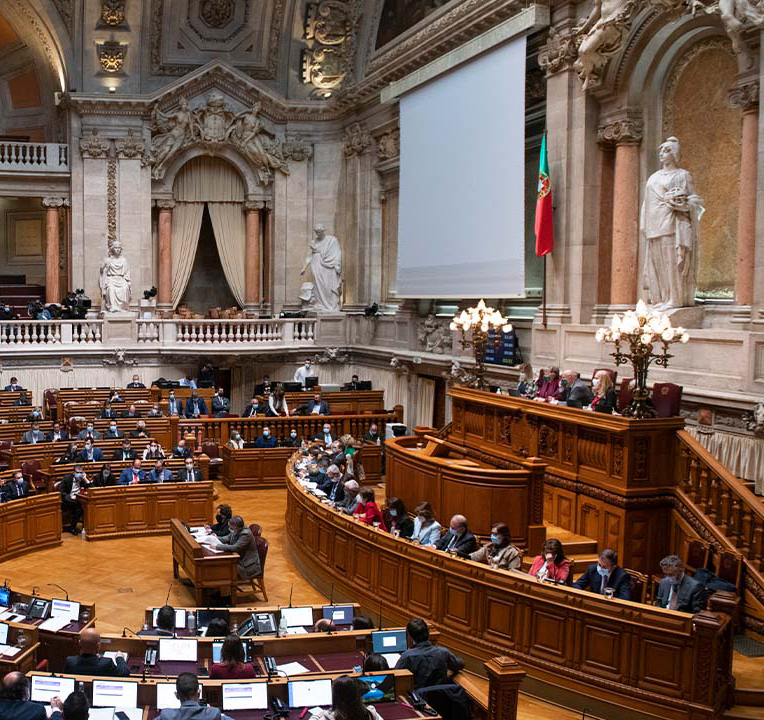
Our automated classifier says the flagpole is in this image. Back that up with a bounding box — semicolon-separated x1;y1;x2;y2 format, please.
542;254;547;328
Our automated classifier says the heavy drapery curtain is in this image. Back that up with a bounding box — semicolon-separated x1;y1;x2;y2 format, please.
208;203;246;307
686;427;764;490
414;377;436;428
173;157;245;202
170;202;204;308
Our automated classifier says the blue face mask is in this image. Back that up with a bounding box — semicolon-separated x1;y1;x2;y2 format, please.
448;528;457;536
596;565;609;577
390;509;397;518
490;534;500;544
318;467;326;474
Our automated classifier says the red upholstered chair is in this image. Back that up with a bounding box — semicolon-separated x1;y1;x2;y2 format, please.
44;389;57;419
652;382;683;418
201;440;222;479
617;378;634;412
592;368;618;385
249;523;262;537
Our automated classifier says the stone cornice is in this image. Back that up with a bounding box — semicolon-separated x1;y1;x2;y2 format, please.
729;78;759;111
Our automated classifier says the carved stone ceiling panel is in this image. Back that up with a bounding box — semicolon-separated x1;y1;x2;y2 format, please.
151;0;285;79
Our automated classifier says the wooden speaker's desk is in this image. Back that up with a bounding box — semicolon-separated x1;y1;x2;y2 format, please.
80;482;214;541
171;519;239;605
0;494;62;560
282;390;385;415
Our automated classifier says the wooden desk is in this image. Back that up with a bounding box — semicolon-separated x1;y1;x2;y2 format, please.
0;622;39;674
0;406;42;423
171;519;239;605
0;389;28;406
0;494;61;560
0;421;53;444
283;390;386;415
79;482;214;541
56;387;152;418
284;461;734;720
7;437;155;472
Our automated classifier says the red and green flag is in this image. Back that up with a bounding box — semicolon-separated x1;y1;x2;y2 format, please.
535;132;554;257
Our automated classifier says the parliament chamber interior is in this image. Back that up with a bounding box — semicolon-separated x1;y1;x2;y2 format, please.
0;1;764;719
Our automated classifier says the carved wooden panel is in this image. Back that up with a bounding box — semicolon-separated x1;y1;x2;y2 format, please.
581;624;622;677
577;429;608;472
406;565;435;616
333;533;349;574
442;578;472;628
637;639;686;691
316;522;332;563
0;495;62;560
352;543;373;586
529;609;567;660
378;553;400;601
484;594;516;647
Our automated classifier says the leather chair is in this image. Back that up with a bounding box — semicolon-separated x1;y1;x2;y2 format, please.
624;568;648;603
44;389;57;419
236;534;269;602
201;440;222;479
592;368;618;385
716;550;742;590
617;377;634;412
418;684;471;720
652;382;683;418
250;523;262;537
21;459;42;493
685;539;710;575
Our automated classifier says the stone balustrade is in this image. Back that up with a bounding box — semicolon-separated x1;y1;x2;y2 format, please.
0;142;69;174
136;317;317;346
0;319;102;348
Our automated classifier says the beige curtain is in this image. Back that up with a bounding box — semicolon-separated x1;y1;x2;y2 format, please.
414;376;436;429
171;202;204;308
687;427;764;490
208;202;246;307
173;157;245;202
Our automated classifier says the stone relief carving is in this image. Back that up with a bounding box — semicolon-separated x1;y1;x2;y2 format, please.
691;0;764;68
313;347;349;363
390;356;411;376
343;123;372;157
282;135;314;162
376;128;400;160
97;41;127;73
107;151;117;244
442;361;479;388
745;402;764;433
538;26;578;76
115;129;147;164
417;314;451;354
598;117;644;144
199;0;234;27
79;129;111;158
729;79;760;110
100;0;126;26
228;100;290;180
102;349;137;366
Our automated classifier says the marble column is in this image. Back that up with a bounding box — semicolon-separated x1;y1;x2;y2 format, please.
262;203;272;311
42;197;66;304
156;199;175;316
600;117;643;307
244;201;263;313
731;81;759;307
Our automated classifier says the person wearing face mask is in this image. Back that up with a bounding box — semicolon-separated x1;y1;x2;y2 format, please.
339;479;360;513
173;438;191;458
112;439;136;461
212;387;231;418
26;406;44;422
535;366;560;401
77;423;102;441
118;459;146;485
179;459;203;482
320;423;335;447
654;555;706;613
307;392;330;415
229;431;245;450
148;458;174;484
555;370;594;409
76;439;104;462
2;471;30;502
590;370;617;413
353;487;387;530
167;391;184;417
363;424;381;445
242;396;263;418
465;523;520;569
384;497;413;539
93;463;117;487
104;420;124;439
294;358;316;388
574;548;631;600
60;464;91;534
205;504;233;537
185;390;208;418
142;440;166;460
282;428;302;447
411;502;442;546
216;515;261;579
147;403;164;418
255;426;278;448
318;464;345;502
267;386;290;417
528;538;572;584
129;420;149;438
435;514;477;555
100;401;118;419
21;421;45;444
55;442;79;465
127;374;145;388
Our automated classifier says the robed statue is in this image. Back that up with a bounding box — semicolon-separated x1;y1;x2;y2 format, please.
300;224;342;313
100;241;132;312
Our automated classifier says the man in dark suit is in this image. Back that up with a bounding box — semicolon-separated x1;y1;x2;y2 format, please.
0;672;46;720
100;403;118;419
363;423;381;444
121;403;142;419
185;391;208;418
318;465;345;503
172;438;191;458
242;397;264;417
3;377;23;391
217;516;261;579
20;422;45;444
254;375;272;396
346;374;361;390
76;441;104;463
112;439;136;461
306;392;330;415
64;628;130;677
211;387;230;417
118;459;145;485
167;391;184;417
127;374;145;388
557;370;594;409
148;459;174;484
60;465;91;534
654;555;706;613
77;423;102;441
156;673;222;720
574;549;631;600
104;421;124;439
129;421;148;438
2;471;30;502
46;422;69;442
254;426;278;448
320;423;335;448
435;514;478;555
178;458;203;483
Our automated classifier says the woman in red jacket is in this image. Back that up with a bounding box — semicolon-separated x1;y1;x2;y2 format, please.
209;634;257;679
354;487;387;531
528;538;572;585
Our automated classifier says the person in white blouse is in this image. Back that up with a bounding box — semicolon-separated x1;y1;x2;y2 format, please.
294;358;317;388
229;431;245;450
411;501;442;546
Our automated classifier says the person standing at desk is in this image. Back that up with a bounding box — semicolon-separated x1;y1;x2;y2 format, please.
294;358;316;387
3;377;23;391
216;516;261;579
127;374;145;388
211;387;230;417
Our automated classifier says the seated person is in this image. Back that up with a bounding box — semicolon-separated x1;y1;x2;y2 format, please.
127;374;145;388
113;439;136;461
55;442;79;465
436;514;477;555
556;370;594;408
148;459;173;484
26;406;43;422
107;389;123;404
179;374;197;388
528;538;572;584
217;515;261;579
254;375;272;396
591;370;617;413
363;423;381;444
167;391;184;417
339;479;360;513
229;431;245;450
155;673;221;720
574;549;631;600
212;387;231;417
654;555;706;613
411;502;442;546
2;471;30;501
21;421;45;444
385;497;414;539
46;421;69;442
353;487;387;530
347;374;361;390
516;362;535;396
104;420;124;439
173;438;191;458
64;628;129;677
0;672;46;720
77;422;102;441
352;615;374;630
185;390;208;418
4;376;23;391
318;464;345;502
76;439;104;462
179;458;203;482
467;523;521;570
254;426;278;448
138;604;175;636
307;392;330;415
92;464;117;487
119;459;145;485
535;367;560;400
50;689;88;720
130;420;149;438
205;618;229;638
242;396;265;417
121;403;142;418
282;428;302;447
395;618;464;689
205;503;233;537
100;402;118;419
60;465;90;533
13;390;30;406
147;403;164;418
310;675;383;720
314;618;335;633
363;653;389;672
142;440;166;460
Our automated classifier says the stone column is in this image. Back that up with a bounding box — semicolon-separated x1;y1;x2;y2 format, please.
156;199;175;316
42;197;66;304
600;117;644;308
731;80;759;307
244;200;263;314
262;202;272;311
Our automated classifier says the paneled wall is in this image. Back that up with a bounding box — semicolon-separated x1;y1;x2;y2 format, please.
0;197;46;285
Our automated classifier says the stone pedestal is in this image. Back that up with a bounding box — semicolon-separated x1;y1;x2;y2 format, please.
140;298;157;318
101;311;137;345
665;306;704;329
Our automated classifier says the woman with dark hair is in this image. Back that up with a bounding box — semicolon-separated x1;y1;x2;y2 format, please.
268;385;290;417
205;504;233;537
54;442;79;465
205;618;229;637
310;675;382;720
467;523;521;570
385;497;413;539
209;634;256;679
362;654;389;672
92;463;117;487
528;538;572;585
354;487;387;531
411;502;441;546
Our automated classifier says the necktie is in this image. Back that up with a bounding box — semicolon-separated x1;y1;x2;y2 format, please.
601;574;609;594
669;585;679;610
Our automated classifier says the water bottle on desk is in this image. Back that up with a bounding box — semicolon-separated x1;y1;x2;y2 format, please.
187;611;196;634
278;613;287;636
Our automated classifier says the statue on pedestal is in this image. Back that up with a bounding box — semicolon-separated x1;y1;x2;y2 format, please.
99;241;132;312
300;224;342;313
640;137;704;310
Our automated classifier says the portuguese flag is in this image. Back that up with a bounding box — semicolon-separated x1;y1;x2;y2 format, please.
534;132;554;257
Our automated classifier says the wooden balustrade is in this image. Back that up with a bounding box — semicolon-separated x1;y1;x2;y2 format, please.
56;387;154;418
0;494;62;560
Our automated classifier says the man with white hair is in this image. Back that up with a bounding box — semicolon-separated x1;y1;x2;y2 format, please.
319;464;345;503
556;370;594;409
339;479;360;514
435;514;477;555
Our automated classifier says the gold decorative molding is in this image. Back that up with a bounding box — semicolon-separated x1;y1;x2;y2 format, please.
98;41;127;73
107;147;117;244
101;0;126;26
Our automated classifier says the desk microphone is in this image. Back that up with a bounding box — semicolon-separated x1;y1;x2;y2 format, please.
122;627;139;638
165;580;174;607
378;601;383;631
288;584;293;607
328;584;334;606
47;583;69;600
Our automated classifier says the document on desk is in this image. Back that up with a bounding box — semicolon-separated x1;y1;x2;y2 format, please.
39;616;71;632
284;627;308;635
0;645;20;657
86;708;115;720
277;661;310;675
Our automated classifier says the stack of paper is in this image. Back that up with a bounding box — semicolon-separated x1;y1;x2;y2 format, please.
276;661;309;675
39;616;71;632
0;645;20;657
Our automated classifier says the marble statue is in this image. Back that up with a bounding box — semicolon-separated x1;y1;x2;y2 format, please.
747;401;764;433
149;98;196;178
299;281;316;311
640;137;705;310
706;0;764;67
300;224;342;313
99;241;132;312
417;314;451;354
229;102;290;182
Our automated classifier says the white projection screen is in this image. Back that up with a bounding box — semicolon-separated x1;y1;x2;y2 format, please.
397;35;527;298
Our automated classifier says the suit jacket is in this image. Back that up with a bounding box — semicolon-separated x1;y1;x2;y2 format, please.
254;435;278;448
60;474;91;496
0;698;47;720
45;430;69;442
319;477;345;502
560;379;594;409
76;447;104;462
112;448;137;461
167;398;184;416
127;382;146;388
3;384;23;391
64;652;130;677
155;700;222;720
307;399;330;415
319;432;336;447
242;404;264;418
178;468;203;483
77;429;103;440
435;528;478;555
2;480;30;501
173;446;191;458
100;409;118;419
26;413;43;422
363;432;381;444
119;467;146;485
211;395;230;416
130;429;148;438
104;428;125;439
573;564;631;600
185;397;208;417
122;410;142;419
148;468;174;484
20;430;45;444
93;473;117;487
217;527;261;578
655;574;706;613
592;388;617;414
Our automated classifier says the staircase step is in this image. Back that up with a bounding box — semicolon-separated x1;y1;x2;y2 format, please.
735;689;764;707
724;706;764;719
